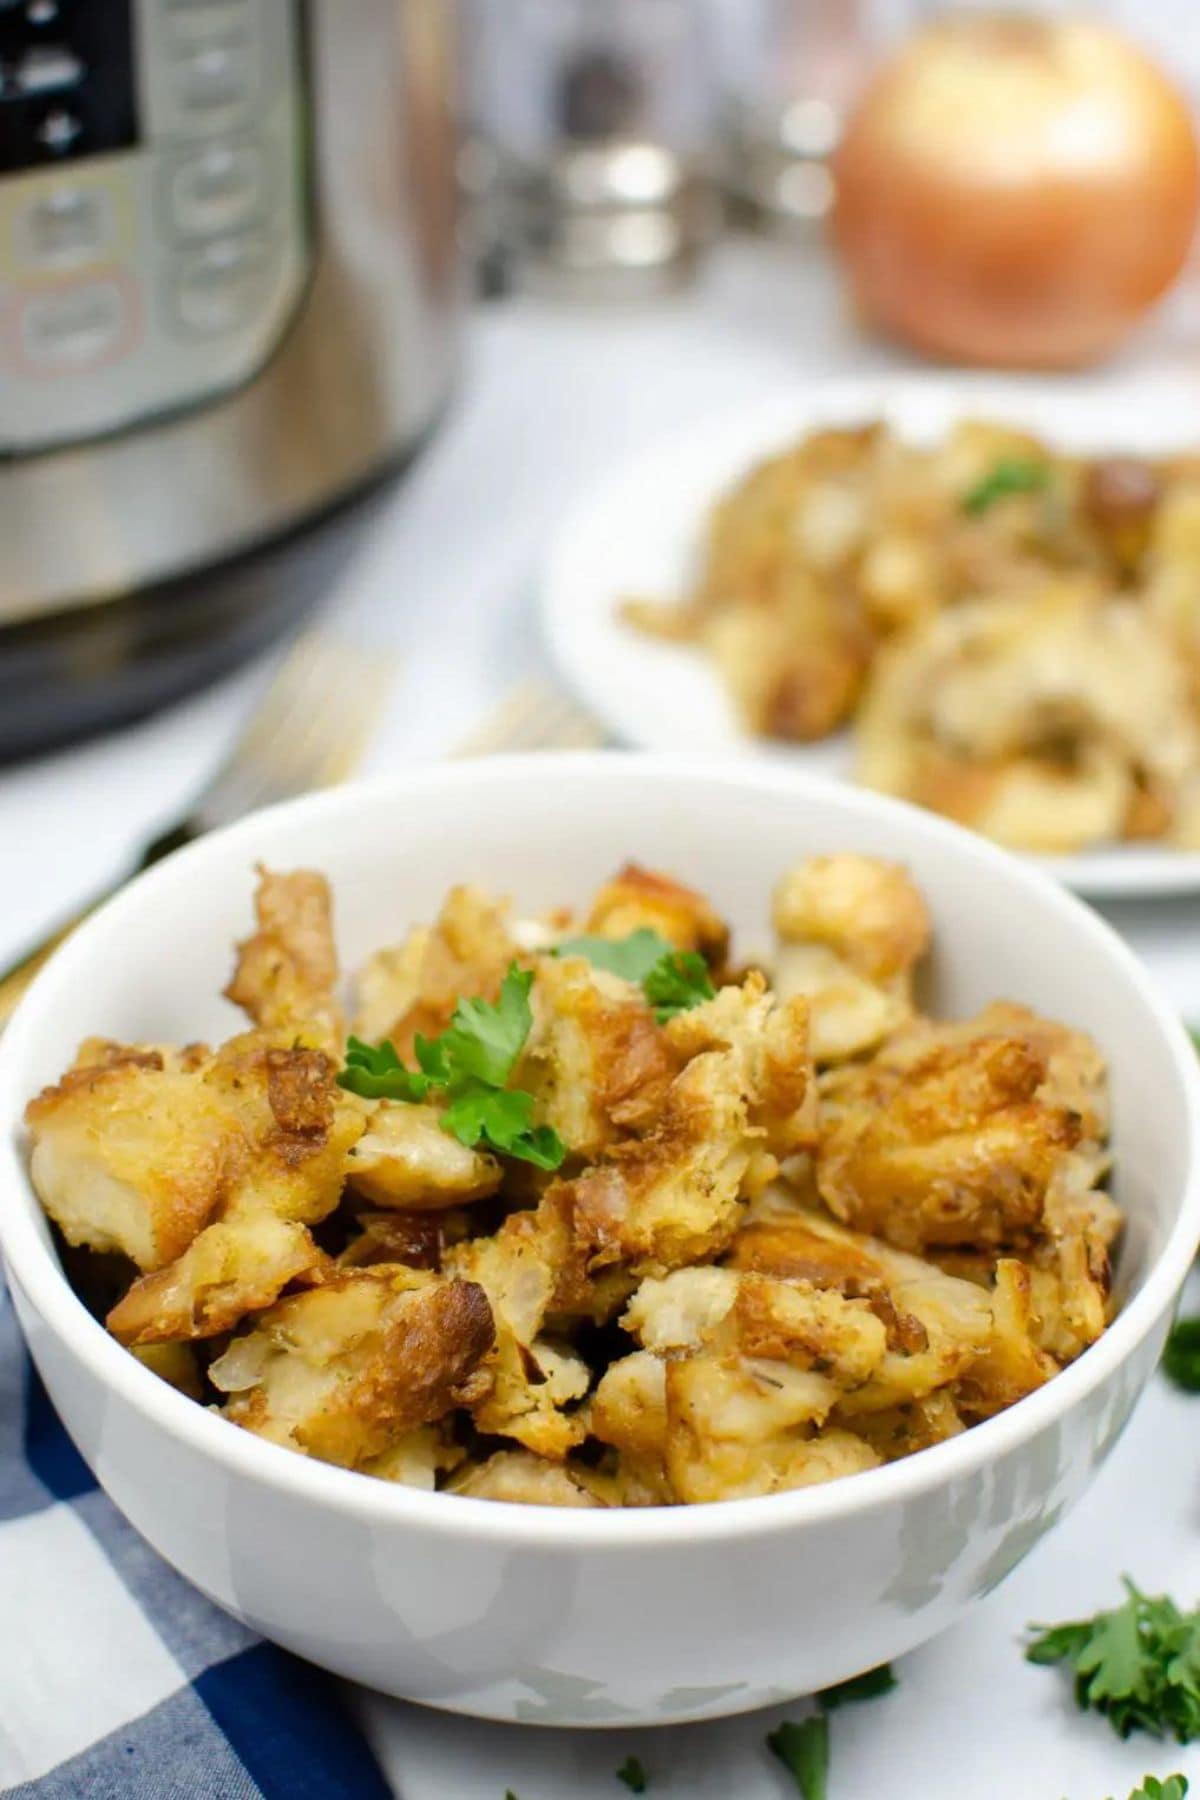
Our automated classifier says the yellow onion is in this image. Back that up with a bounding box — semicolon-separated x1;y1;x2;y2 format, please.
831;14;1200;368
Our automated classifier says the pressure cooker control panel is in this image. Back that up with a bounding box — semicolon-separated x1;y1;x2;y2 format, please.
0;0;310;454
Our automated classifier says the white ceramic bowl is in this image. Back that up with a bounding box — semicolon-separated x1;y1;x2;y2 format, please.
2;754;1198;1729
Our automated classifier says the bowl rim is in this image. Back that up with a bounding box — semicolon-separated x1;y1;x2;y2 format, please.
2;750;1198;1550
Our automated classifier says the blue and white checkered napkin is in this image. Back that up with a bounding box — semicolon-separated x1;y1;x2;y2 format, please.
0;1281;392;1800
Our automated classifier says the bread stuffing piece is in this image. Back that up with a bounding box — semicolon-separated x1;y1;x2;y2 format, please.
103;1036;363;1344
107;1215;330;1347
359;1424;465;1489
445;1198;591;1458
731;1205;995;1412
857;585;1200;853
346;1102;502;1209
626;415;1200;855
448;1450;610;1507
29;854;1121;1506
591;1266;890;1504
532;973;814;1285
658;1276;887;1503
351;884;518;1055
225;867;342;1038
26;1049;237;1273
515;954;680;1158
584;862;730;965
771;855;930;1064
209;1266;495;1468
816;1032;1081;1252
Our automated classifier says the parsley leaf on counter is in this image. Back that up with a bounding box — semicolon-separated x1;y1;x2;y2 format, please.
817;1664;898;1710
962;456;1050;516
338;966;565;1171
1028;1581;1200;1741
764;1663;894;1795
1125;1779;1189;1800
555;930;715;1023
1163;1317;1200;1393
615;1754;649;1792
766;1716;828;1800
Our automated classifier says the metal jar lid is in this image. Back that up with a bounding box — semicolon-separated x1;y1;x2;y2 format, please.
509;138;721;299
724;94;840;236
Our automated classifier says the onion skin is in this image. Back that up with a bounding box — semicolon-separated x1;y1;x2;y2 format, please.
831;15;1200;368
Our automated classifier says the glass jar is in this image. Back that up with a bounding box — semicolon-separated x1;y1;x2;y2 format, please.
464;0;721;297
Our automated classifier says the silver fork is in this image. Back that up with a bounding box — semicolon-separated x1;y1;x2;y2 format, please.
0;633;397;1029
0;664;606;1030
451;675;608;758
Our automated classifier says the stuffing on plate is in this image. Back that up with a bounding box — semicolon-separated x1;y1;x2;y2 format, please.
26;857;1120;1507
624;418;1200;853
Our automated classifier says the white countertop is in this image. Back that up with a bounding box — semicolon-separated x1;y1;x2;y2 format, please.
5;238;1200;1798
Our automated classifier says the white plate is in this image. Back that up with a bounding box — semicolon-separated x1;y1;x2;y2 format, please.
541;373;1200;898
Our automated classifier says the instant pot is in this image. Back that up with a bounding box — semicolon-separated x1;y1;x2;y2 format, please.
0;0;461;757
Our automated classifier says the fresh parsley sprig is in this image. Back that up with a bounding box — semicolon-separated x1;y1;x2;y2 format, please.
766;1665;895;1796
1125;1780;1189;1800
554;928;669;983
963;456;1050;517
615;1754;649;1792
817;1664;898;1710
1028;1581;1200;1742
643;950;717;1021
338;966;565;1171
767;1716;828;1800
554;929;715;1023
340;1037;432;1102
1163;1316;1200;1393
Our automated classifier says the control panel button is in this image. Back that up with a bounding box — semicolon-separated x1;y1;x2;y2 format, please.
167;141;264;238
171;43;256;130
11;45;84;96
35;107;83;154
170;233;272;335
17;275;134;373
162;2;252;50
20;184;110;264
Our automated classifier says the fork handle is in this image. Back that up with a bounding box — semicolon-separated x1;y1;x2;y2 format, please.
0;819;201;1034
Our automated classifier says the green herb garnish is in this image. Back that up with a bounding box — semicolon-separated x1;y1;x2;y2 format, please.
555;928;673;983
1125;1779;1189;1800
1028;1581;1200;1741
339;965;565;1171
615;1754;649;1792
817;1663;897;1710
1163;1317;1200;1393
642;949;716;1021
963;457;1050;516
766;1716;828;1800
340;1037;433;1102
555;930;715;1023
